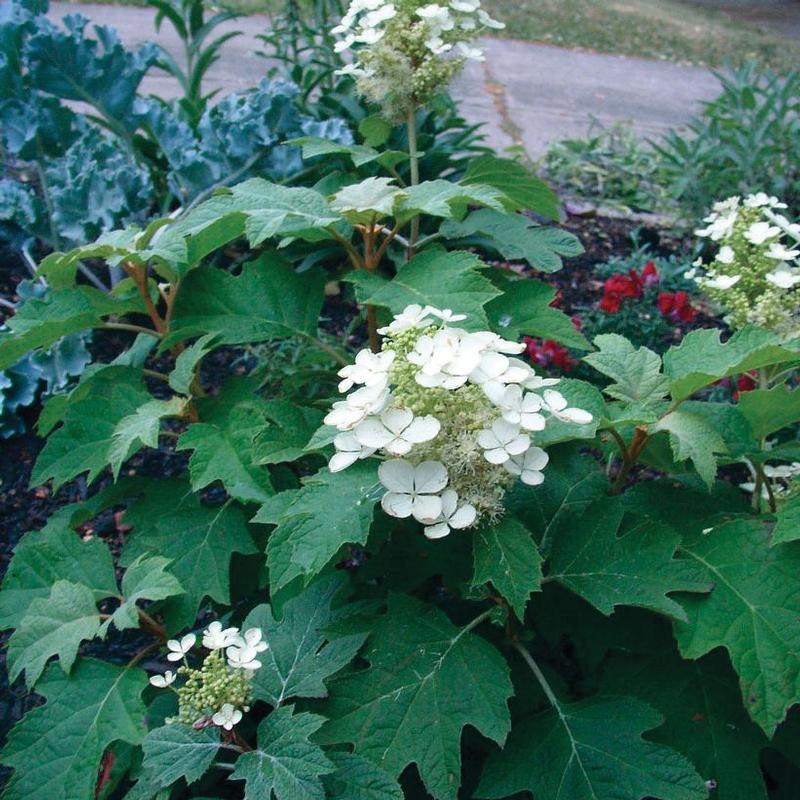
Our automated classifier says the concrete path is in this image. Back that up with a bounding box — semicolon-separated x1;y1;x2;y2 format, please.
49;1;721;158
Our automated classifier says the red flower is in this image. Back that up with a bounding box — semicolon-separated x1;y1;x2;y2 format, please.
733;372;757;401
599;293;622;313
657;291;697;324
523;337;574;373
737;373;757;393
642;260;660;287
599;269;645;314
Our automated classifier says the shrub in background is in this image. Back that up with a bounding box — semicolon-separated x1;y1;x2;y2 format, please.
543;63;800;221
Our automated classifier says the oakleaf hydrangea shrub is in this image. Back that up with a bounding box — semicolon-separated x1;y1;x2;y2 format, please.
2;7;800;799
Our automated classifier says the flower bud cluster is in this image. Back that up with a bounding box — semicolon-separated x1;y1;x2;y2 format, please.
690;193;800;336
325;304;592;537
333;1;504;119
148;621;268;731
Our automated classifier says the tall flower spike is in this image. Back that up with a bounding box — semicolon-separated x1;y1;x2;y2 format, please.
692;193;800;336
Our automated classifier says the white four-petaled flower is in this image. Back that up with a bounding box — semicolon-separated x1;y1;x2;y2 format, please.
212;704;242;731
495;385;546;431
379;460;449;523
542;390;594;425
504;447;550;485
377;303;433;334
149;670;176;688
338;349;395;393
424;489;477;539
330;431;377;473
239;627;269;653
166;633;196;661
355;408;441;455
745;221;781;245
202;621;240;651
477;419;531;465
226;644;263;671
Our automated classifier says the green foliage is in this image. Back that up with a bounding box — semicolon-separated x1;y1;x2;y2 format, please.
603;646;770;800
472;517;543;618
486;273;591;350
170;253;327;345
320;594;513;800
0;0;360;270
266;462;381;590
141;725;220;790
544;64;800;220
546;499;711;619
543;119;666;213
477;694;707;800
349;249;501;330
655;64;800;219
230;706;333;800
2;659;148;800
242;575;366;706
121;479;257;628
3;61;800;799
674;520;800;736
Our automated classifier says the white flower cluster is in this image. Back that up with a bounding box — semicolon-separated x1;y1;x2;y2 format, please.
332;1;504;117
741;461;800;503
334;0;503;65
149;621;268;731
325;304;592;538
690;193;800;334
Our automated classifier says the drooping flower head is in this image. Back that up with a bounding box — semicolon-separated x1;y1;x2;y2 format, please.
333;0;504;119
325;305;592;538
149;621;269;730
691;193;800;337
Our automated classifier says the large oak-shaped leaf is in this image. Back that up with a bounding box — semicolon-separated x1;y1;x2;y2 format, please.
170;252;326;345
546;498;711;620
264;462;382;591
674;519;800;735
319;594;512;800
348;249;501;331
2;659;147;800
603;646;769;800
477;694;706;800
242;575;366;706
121;479;257;629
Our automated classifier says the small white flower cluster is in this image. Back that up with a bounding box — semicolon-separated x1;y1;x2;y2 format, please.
325;304;592;538
332;1;504;118
334;0;503;63
740;461;800;505
690;194;800;335
149;621;268;731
